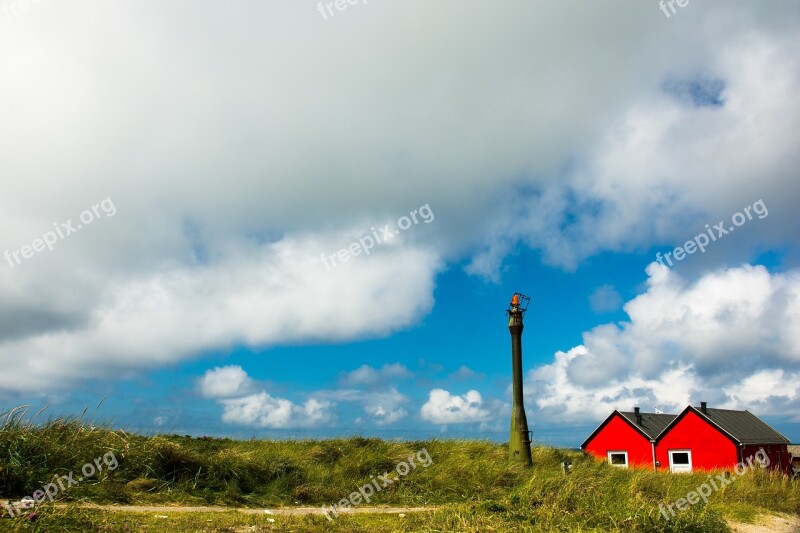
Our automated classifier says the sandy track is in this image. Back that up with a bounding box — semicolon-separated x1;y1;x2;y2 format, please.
71;503;434;516
727;514;800;533
44;504;800;530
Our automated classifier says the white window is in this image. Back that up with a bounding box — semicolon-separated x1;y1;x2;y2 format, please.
607;451;628;468
668;450;693;473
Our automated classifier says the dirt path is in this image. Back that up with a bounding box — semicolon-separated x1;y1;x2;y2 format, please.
54;504;800;530
727;514;800;533
72;503;435;516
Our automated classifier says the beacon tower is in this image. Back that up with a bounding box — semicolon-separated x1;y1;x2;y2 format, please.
508;293;533;466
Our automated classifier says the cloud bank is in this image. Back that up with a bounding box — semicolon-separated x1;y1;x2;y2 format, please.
527;264;800;422
0;1;797;416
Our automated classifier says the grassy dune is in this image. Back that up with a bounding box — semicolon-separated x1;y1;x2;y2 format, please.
1;407;798;531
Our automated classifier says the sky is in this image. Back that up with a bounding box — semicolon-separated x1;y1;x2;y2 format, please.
1;1;799;447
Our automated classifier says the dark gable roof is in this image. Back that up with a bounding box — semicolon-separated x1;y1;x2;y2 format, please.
700;408;790;445
580;410;676;449
654;406;791;445
618;412;677;440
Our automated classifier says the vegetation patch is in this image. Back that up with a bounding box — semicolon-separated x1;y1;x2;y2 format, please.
1;407;798;531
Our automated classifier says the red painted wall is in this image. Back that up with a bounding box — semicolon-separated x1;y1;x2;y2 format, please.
741;444;791;475
656;411;738;471
585;414;653;468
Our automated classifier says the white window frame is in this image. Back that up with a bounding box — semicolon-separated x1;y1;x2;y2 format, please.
668;449;693;473
607;450;629;468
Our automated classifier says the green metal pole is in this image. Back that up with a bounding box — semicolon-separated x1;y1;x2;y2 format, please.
509;298;533;466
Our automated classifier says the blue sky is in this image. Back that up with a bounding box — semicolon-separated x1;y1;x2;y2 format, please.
1;1;799;447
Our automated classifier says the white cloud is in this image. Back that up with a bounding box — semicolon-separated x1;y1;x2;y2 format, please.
203;366;411;428
220;392;332;429
312;387;410;426
0;236;439;393
198;366;256;399
526;264;800;422
528;347;701;422
420;389;491;424
339;363;412;387
722;370;800;420
199;366;334;429
362;388;409;426
365;406;407;426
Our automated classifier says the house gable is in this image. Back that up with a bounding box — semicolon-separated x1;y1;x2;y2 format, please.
656;409;739;470
581;410;652;450
582;412;655;468
655;406;738;445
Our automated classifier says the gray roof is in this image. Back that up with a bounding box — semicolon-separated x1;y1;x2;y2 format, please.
695;408;790;445
618;412;676;440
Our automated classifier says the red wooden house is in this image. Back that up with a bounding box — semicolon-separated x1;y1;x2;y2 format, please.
582;402;792;475
654;403;791;474
581;407;675;469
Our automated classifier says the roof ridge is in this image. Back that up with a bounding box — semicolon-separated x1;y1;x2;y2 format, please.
619;411;676;416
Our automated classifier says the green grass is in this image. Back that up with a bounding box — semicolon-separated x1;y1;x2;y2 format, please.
1;406;798;531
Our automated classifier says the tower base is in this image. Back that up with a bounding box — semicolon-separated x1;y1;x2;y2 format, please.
510;404;533;466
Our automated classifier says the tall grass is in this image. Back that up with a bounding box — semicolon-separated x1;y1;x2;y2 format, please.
1;406;798;531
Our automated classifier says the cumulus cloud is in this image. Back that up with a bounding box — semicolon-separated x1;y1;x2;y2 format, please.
361;388;409;426
0;237;439;393
198;366;256;399
220;393;332;429
723;370;800;421
200;366;333;429
312;387;411;426
339;363;413;387
528;347;701;422
420;389;491;424
203;366;411;428
527;264;800;422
